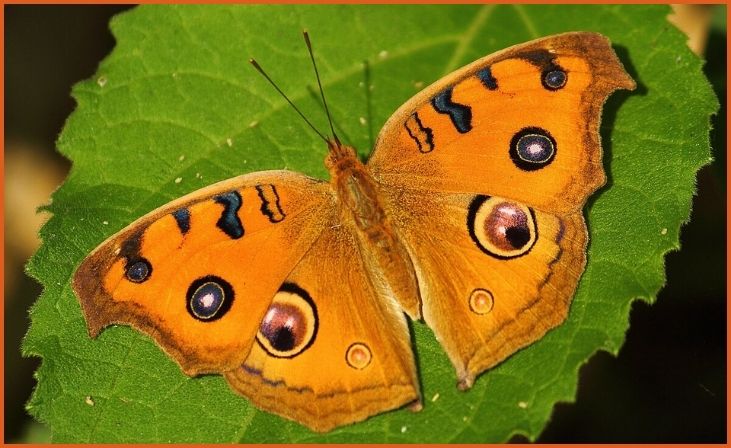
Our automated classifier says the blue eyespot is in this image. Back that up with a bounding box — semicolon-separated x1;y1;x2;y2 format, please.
542;69;567;90
125;259;151;283
186;276;234;321
517;134;554;162
509;127;557;171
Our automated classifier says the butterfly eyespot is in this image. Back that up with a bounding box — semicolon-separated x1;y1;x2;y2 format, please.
469;289;494;315
256;283;317;358
345;342;372;370
186;276;234;321
542;68;567;90
509;127;556;171
125;259;152;283
467;195;537;259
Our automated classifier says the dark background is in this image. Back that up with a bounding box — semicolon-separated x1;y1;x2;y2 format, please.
4;5;726;443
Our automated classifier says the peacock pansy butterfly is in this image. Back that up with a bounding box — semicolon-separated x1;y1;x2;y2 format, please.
73;31;635;432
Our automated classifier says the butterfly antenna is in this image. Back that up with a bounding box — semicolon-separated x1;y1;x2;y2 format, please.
303;30;340;145
249;58;329;143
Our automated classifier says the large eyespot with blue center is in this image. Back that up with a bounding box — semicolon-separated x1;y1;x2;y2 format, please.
509;127;557;171
186;276;234;322
125;258;152;283
256;283;317;358
467;195;537;259
542;67;567;90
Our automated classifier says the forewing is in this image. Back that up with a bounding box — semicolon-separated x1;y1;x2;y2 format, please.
368;32;635;214
73;171;333;376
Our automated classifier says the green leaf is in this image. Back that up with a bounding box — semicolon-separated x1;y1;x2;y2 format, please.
24;4;717;443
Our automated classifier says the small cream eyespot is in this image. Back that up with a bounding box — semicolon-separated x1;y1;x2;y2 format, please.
469;288;494;315
346;342;372;370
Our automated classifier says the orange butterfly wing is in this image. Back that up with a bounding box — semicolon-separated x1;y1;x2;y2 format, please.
368;32;635;386
73;169;420;432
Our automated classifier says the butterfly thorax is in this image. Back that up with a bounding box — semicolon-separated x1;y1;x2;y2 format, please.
325;140;422;318
325;142;385;233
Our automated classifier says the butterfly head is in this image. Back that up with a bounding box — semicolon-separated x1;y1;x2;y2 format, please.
324;139;360;174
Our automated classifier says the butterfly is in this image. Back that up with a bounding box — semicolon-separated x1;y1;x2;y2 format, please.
73;31;635;432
